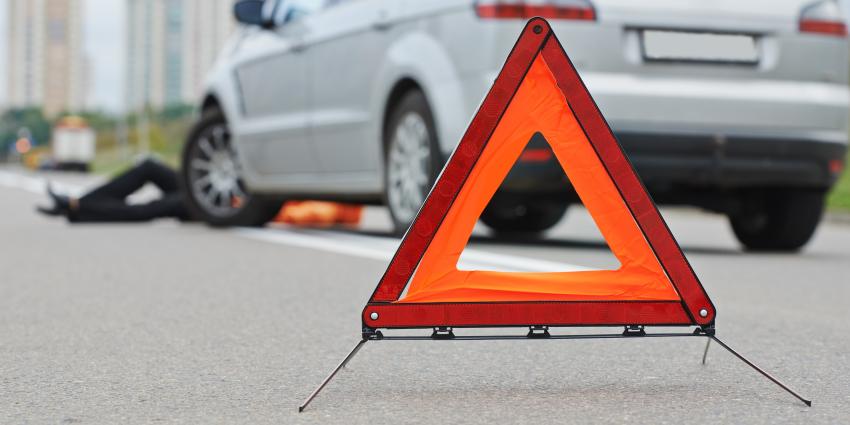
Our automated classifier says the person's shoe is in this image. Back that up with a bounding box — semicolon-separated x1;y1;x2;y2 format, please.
36;204;68;217
47;184;71;210
36;183;71;218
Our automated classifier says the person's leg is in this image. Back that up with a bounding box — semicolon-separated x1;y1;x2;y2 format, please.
58;158;184;223
81;158;179;202
145;194;189;220
70;199;149;222
140;159;180;194
71;194;188;222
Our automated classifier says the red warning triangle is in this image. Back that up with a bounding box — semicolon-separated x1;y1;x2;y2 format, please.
363;18;714;330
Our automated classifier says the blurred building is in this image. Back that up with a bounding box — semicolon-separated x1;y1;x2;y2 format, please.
125;0;235;112
5;0;88;117
126;0;171;110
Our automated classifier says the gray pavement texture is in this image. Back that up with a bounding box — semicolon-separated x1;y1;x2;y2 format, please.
1;169;850;424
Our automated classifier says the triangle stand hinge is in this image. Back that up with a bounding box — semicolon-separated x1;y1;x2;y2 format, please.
431;327;456;339
527;326;551;339
622;326;646;337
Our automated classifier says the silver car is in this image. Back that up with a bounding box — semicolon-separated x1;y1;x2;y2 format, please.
181;0;849;251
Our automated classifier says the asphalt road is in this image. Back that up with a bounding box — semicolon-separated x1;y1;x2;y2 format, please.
1;166;849;424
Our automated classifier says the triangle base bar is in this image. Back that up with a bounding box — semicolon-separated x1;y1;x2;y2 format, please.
363;301;693;329
298;328;811;412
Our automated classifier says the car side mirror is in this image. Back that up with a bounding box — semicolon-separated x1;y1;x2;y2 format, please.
234;0;269;28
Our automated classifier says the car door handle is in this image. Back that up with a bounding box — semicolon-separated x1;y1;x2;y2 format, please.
373;20;392;31
291;42;307;53
373;10;392;31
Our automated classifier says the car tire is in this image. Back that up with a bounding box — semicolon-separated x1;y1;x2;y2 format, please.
383;90;441;234
480;200;568;235
180;110;282;227
729;188;825;252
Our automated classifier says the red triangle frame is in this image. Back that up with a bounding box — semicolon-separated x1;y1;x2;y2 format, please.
362;18;715;330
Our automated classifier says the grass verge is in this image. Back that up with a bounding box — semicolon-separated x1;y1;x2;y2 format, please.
827;149;850;212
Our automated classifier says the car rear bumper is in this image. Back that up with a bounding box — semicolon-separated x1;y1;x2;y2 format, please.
499;134;847;197
471;72;850;141
621;133;846;189
587;73;850;145
465;71;849;186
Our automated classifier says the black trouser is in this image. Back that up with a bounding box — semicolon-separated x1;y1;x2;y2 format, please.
72;159;189;222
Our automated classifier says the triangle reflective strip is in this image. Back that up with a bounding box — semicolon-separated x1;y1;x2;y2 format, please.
363;18;715;329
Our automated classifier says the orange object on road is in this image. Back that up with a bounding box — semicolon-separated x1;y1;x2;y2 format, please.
275;201;363;227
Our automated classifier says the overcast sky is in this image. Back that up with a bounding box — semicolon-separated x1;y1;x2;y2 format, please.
84;0;125;113
0;0;7;107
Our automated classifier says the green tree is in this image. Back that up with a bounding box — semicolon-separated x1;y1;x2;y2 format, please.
0;108;52;155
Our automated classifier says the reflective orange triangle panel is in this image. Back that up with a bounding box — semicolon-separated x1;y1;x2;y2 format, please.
398;55;681;304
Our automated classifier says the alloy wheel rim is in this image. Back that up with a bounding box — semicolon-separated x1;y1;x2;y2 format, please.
387;112;432;226
188;124;248;218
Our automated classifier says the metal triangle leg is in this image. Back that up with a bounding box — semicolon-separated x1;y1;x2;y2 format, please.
701;338;711;365
299;339;368;413
709;336;811;407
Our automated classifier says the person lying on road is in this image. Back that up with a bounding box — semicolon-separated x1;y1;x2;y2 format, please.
37;158;192;223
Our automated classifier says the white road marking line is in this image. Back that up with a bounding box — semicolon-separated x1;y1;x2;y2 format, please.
235;227;592;273
234;227;394;262
1;168;592;273
313;227;592;272
0;169;162;202
0;170;85;196
459;247;592;272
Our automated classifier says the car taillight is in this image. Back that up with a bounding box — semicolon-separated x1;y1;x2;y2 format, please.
476;0;596;21
519;148;554;163
799;0;847;37
829;159;844;175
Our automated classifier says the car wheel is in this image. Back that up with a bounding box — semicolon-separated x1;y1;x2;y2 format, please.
384;91;441;234
181;110;282;227
729;188;825;252
480;200;568;235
